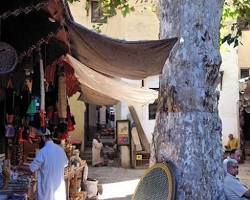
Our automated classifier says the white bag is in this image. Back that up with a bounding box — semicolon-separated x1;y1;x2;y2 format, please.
86;178;98;198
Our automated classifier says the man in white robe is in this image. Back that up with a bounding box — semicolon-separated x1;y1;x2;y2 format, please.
30;129;68;200
92;134;104;166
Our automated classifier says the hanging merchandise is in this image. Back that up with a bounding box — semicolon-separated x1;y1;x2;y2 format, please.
45;63;57;86
2;159;10;189
26;97;39;115
39;50;46;129
67;116;75;132
10;127;24;166
45;84;57;110
0;86;5;102
39;50;45;112
58;121;68;133
46;106;54;124
57;65;67;119
32;52;41;97
25;49;46;130
0;88;5;153
51;109;59;126
66;103;75;132
11;144;23;166
6;114;14;125
5;79;15;138
26;97;41;129
20;84;31;117
5;124;15;138
17;127;24;144
5;79;15;116
56;65;69;139
54;120;68;140
39;111;46;129
28;127;37;142
29;113;41;129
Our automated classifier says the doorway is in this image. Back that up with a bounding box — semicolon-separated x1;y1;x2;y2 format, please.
243;110;250;141
83;103;118;166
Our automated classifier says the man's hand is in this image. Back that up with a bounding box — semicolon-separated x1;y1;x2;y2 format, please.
17;165;33;175
244;189;250;198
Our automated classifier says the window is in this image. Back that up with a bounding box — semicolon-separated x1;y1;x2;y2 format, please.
241;69;250;79
149;100;158;120
218;71;224;91
148;88;159;120
91;1;106;23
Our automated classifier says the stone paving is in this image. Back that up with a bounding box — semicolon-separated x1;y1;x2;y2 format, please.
239;160;250;187
88;167;145;200
86;161;250;200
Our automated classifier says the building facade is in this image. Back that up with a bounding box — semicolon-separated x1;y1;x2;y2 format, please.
68;0;249;149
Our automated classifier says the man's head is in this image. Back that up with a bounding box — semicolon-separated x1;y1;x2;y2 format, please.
42;134;52;142
94;133;101;141
229;149;241;162
38;129;52;142
227;159;239;176
228;134;234;140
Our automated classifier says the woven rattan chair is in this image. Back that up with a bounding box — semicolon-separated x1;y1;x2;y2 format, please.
132;163;175;200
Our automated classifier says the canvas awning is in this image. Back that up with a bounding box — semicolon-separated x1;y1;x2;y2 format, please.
65;55;158;105
67;20;178;80
78;85;119;106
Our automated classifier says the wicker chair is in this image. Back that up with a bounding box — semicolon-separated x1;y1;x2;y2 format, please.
132;163;176;200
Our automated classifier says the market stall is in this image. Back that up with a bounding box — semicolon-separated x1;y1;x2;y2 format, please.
0;0;178;198
0;0;86;199
0;142;88;200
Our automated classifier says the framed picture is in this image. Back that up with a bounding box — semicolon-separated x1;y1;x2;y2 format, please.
116;120;131;146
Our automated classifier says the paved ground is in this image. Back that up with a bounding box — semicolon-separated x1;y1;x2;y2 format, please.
88;167;145;200
86;161;250;200
239;160;250;187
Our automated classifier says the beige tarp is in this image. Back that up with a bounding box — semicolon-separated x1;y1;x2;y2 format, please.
65;55;158;105
67;20;178;80
78;85;119;106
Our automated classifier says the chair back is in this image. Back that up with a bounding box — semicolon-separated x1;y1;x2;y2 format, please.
132;163;175;200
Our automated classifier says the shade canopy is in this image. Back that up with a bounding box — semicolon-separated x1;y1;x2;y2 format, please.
67;20;178;80
65;55;158;105
78;85;119;106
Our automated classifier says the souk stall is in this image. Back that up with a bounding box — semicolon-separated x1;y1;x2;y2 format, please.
0;0;178;198
0;0;87;199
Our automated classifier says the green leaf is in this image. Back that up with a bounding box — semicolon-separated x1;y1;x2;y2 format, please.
234;39;239;47
220;0;250;48
227;37;235;45
66;0;80;3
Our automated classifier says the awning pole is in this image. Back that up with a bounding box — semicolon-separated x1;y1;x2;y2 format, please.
39;48;46;128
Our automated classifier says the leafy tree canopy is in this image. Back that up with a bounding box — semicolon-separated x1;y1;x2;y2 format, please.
66;0;249;46
66;0;134;21
221;0;250;47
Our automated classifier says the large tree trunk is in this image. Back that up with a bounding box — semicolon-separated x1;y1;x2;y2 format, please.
151;0;226;199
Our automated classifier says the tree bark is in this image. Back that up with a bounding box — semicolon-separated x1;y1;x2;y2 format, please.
151;0;226;199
